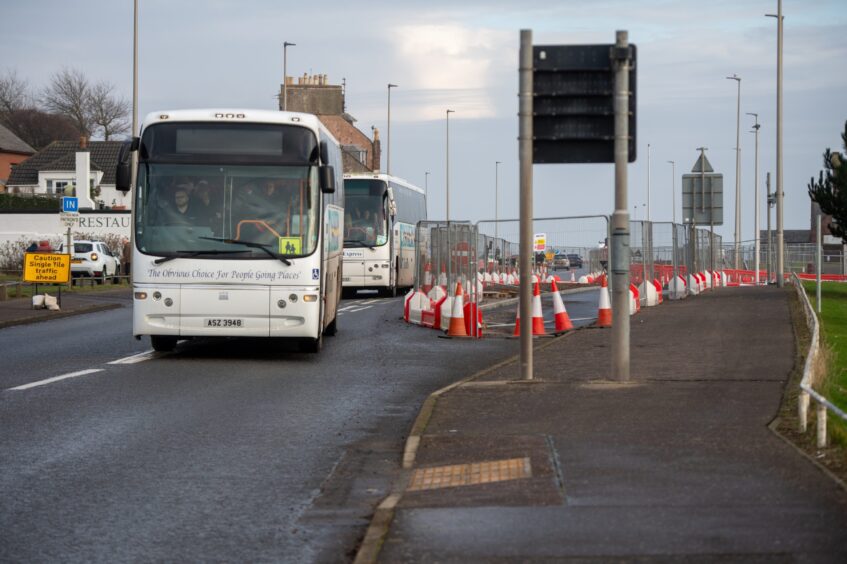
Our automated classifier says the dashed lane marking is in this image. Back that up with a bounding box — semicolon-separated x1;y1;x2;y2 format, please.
8;369;105;391
108;350;156;365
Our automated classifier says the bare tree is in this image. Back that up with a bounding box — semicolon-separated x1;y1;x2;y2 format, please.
0;69;34;127
4;109;79;150
89;81;129;140
41;67;93;138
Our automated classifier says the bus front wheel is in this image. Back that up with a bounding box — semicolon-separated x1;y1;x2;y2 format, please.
151;335;177;352
300;333;322;353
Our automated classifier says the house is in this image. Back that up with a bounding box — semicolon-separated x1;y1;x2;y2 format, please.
0;123;36;190
5;138;130;209
280;74;381;173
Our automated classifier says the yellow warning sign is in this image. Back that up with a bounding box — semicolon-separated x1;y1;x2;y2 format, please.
278;237;301;255
23;253;71;283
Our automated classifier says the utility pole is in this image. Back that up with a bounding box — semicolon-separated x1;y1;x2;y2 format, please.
767;172;773;282
696;147;708;273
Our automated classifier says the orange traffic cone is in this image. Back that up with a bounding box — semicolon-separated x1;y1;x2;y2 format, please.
550;279;573;332
512;300;521;336
597;275;612;327
447;282;468;337
531;280;546;335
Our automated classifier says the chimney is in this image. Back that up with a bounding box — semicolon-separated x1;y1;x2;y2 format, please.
79;136;88;149
372;128;381;173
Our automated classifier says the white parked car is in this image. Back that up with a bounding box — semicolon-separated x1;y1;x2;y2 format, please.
57;240;121;284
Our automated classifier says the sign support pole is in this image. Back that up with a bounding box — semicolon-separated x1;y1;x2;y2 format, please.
519;29;534;381
611;30;631;382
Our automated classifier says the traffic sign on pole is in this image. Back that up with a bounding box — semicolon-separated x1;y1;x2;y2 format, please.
62;197;79;213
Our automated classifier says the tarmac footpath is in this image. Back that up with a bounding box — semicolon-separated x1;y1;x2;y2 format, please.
363;286;847;563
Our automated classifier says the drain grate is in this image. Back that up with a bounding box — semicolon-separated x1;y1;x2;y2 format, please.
407;457;532;491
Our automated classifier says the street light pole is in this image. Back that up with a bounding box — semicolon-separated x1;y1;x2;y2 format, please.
446;108;454;298
445;109;454;221
767;1;785;287
283;41;296;111
667;160;676;224
647;143;651;222
424;171;430;216
495;161;501;241
727;74;742;271
387;83;397;176
748;112;761;285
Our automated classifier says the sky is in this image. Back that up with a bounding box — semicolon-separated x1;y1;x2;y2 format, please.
3;0;846;243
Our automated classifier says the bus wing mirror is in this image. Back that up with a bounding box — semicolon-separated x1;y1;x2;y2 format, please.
319;165;336;193
115;139;136;192
319;140;329;165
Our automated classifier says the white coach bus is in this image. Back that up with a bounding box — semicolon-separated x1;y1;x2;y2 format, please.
115;109;344;353
342;173;426;297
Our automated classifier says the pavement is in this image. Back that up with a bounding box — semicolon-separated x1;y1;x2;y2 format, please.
363;286;847;563
0;286;130;329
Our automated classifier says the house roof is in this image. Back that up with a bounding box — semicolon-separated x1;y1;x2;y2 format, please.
0;123;35;154
6;140;123;186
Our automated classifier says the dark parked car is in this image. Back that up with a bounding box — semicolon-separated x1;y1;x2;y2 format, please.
567;253;583;269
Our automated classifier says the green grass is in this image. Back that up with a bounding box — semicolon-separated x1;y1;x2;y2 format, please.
802;280;847;443
0;273;129;299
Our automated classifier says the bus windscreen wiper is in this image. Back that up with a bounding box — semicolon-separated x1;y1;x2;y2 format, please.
343;240;376;251
199;237;292;265
153;249;250;265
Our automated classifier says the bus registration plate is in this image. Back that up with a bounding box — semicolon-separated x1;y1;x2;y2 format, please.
205;318;243;328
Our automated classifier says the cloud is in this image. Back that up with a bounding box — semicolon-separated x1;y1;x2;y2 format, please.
387;23;513;121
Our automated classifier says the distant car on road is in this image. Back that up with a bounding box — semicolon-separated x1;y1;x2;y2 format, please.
567;253;583;269
57;240;121;284
552;254;570;270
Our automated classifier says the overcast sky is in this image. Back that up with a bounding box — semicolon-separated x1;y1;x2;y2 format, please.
3;0;846;242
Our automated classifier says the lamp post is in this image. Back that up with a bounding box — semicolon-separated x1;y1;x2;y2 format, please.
445;109;454;296
387;83;397;175
647;143;651;222
495;160;501;241
424;171;430;216
445;109;454;221
667;160;676;224
726;74;742;270
767;1;785;287
283;41;296;111
748;112;760;285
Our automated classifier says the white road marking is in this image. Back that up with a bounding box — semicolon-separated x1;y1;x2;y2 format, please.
108;350;156;365
348;306;373;313
9;369;105;391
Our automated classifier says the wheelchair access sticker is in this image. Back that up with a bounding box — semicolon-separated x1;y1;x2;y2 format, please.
312;268;320;280
278;237;301;255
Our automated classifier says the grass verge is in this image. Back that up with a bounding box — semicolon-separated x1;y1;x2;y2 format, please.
773;284;847;484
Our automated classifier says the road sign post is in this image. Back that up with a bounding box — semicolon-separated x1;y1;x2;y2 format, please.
526;31;636;382
519;29;534;381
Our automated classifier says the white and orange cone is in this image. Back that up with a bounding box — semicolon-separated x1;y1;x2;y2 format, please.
596;274;612;327
550;279;574;332
447;282;468;337
531;280;546;335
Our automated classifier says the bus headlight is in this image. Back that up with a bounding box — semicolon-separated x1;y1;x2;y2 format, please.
289;294;298;302
303;294;318;302
164;298;173;307
152;291;162;301
134;292;148;300
277;299;287;309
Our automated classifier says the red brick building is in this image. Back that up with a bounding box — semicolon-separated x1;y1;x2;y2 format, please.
0;123;35;190
279;74;380;173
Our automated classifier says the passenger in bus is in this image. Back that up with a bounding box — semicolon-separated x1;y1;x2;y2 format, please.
192;180;222;231
157;186;198;226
